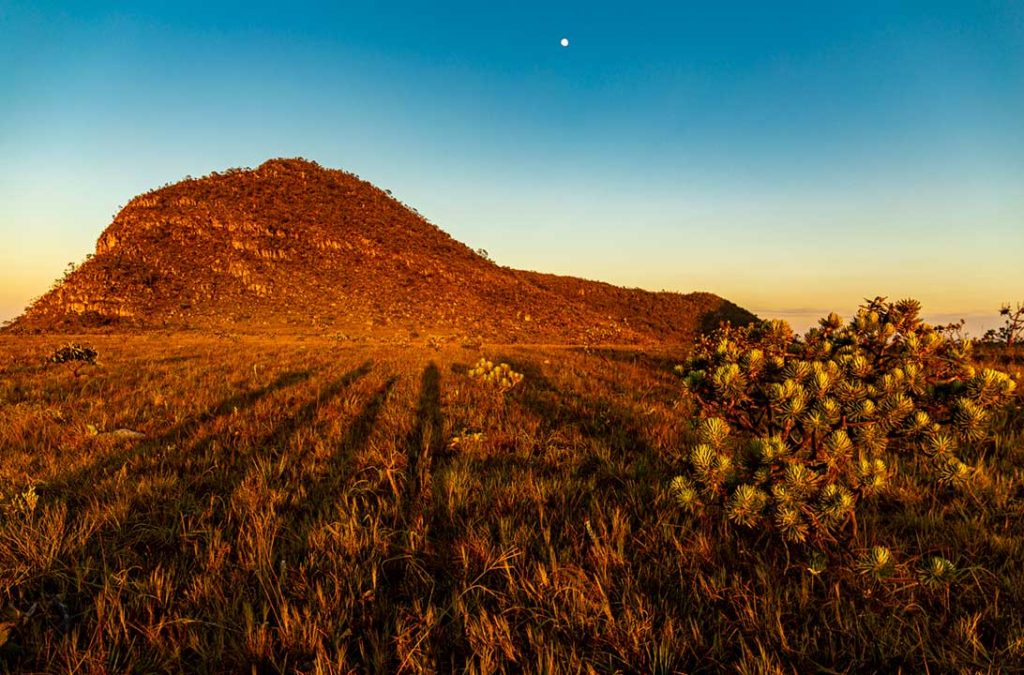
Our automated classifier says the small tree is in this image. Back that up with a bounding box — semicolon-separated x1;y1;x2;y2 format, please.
982;302;1024;347
49;343;98;378
673;297;1016;548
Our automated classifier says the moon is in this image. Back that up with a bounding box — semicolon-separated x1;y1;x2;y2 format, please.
560;37;569;47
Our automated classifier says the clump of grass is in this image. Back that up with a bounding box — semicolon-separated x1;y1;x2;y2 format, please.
856;545;895;579
918;555;957;586
0;485;38;519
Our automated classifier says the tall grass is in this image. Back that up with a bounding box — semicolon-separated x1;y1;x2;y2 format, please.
0;334;1021;671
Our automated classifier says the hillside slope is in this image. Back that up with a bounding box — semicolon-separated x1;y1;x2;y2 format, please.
10;158;754;342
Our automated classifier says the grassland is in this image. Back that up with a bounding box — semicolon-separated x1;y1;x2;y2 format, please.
1;333;1022;672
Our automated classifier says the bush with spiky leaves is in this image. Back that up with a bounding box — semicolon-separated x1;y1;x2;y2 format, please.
468;358;524;391
675;297;1016;547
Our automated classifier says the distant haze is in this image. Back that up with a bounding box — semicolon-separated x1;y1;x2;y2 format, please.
756;309;1001;339
2;2;1021;329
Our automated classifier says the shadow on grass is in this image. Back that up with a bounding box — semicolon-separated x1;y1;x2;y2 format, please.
567;346;683;375
393;362;467;672
406;363;443;500
20;363;375;639
152;355;198;365
46;369;316;503
496;355;655;488
287;375;400;550
181;361;377;530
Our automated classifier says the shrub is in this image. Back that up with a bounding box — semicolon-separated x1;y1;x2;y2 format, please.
674;297;1016;547
0;484;38;519
982;301;1024;347
49;343;98;378
468;358;523;391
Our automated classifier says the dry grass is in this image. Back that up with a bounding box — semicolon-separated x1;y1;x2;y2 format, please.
1;333;1022;672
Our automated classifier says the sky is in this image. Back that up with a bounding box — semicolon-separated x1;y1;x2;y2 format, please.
1;1;1022;333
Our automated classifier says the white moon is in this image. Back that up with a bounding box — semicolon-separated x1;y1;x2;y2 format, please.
560;38;569;47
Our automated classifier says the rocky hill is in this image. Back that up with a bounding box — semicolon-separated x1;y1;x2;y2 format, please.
9;158;755;343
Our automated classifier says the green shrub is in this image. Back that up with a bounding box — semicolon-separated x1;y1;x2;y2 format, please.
674;297;1016;547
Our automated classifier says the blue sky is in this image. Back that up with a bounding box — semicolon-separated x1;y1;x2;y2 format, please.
2;1;1022;332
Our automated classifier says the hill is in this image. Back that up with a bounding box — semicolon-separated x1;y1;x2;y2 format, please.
8;158;754;342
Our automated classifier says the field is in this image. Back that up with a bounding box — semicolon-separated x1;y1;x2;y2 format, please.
1;333;1023;672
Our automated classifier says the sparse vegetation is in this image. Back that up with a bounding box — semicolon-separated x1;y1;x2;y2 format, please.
983;301;1024;347
0;324;1022;671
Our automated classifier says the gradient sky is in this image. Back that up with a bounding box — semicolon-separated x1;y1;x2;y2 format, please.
2;1;1022;333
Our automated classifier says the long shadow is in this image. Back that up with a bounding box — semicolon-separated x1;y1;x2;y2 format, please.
392;363;473;672
16;363;374;645
492;355;676;571
94;361;371;556
568;346;683;375
265;366;448;672
181;361;376;532
95;360;375;586
497;355;655;462
45;369;315;504
218;374;401;673
406;363;443;501
277;375;399;552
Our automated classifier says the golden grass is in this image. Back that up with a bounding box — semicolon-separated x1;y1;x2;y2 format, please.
0;334;1022;672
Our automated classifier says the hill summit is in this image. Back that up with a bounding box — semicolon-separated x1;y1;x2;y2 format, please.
11;158;755;342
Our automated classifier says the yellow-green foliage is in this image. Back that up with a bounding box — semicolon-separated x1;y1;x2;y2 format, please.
468;358;524;391
678;297;1016;546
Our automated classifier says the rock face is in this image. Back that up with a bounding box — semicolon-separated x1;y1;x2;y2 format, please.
10;158;756;342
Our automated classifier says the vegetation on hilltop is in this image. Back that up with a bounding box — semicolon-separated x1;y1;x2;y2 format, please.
9;158;755;343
